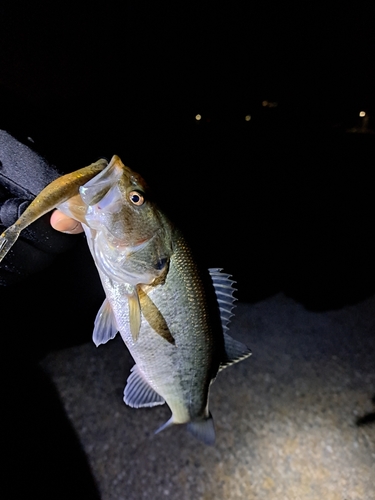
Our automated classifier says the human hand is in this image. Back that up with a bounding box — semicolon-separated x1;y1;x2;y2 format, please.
50;210;84;234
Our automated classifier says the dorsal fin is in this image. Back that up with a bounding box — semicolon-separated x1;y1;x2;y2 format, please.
219;332;252;371
208;268;252;371
208;268;237;331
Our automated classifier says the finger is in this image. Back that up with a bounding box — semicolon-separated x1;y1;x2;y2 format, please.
50;210;84;234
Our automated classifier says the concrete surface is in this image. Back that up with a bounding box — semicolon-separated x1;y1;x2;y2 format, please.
41;293;375;500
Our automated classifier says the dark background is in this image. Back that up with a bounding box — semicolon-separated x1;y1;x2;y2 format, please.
1;2;374;308
1;2;375;498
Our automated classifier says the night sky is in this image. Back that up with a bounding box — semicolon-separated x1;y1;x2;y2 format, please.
1;4;374;122
1;3;375;308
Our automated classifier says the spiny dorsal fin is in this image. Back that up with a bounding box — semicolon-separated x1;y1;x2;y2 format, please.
208;268;237;331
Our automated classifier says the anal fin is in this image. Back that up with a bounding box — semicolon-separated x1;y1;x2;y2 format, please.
124;365;165;408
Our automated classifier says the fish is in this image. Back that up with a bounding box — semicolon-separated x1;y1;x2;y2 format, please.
0;155;251;445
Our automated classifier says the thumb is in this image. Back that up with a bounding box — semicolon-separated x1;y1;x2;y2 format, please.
50;210;84;234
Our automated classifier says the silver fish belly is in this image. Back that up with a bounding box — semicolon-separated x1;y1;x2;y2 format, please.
92;232;218;441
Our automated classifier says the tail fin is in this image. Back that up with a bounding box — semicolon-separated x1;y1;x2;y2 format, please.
154;414;216;445
0;225;21;262
187;414;215;446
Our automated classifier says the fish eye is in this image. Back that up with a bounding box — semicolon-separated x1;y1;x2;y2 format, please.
129;191;145;206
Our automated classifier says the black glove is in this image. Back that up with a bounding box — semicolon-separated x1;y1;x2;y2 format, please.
0;130;81;285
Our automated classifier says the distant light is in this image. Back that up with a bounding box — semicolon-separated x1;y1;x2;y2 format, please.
195;114;202;121
262;100;278;108
245;115;251;121
359;111;366;117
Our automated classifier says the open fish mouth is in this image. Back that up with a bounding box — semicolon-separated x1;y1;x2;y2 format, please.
91;228;168;285
98;232;151;251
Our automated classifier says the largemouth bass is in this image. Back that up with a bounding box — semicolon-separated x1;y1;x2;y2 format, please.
0;155;251;444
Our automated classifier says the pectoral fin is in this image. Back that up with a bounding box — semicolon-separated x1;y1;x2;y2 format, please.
138;287;175;345
128;288;142;341
92;298;118;347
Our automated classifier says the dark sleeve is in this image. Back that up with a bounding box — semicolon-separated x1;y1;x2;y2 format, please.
0;130;81;285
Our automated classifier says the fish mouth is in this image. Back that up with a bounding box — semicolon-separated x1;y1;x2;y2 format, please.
93;229;166;285
106;234;151;253
80;156;124;206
